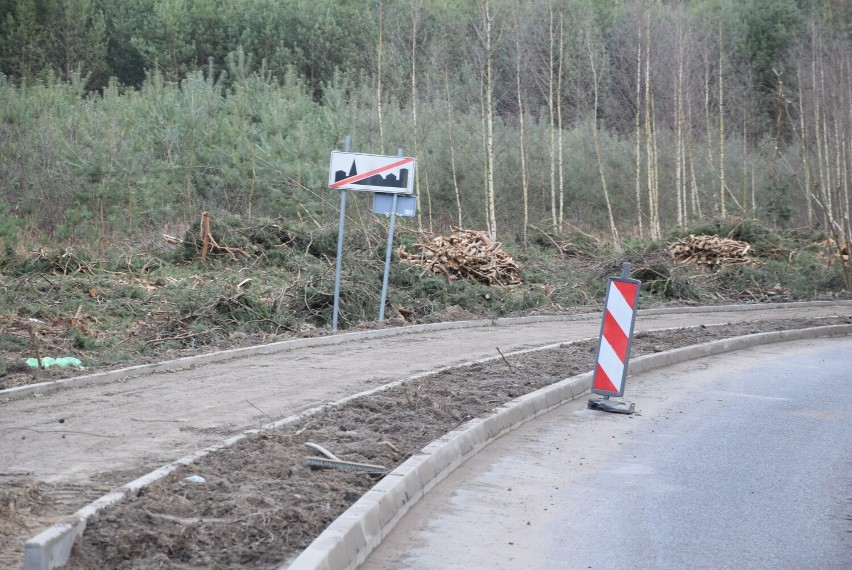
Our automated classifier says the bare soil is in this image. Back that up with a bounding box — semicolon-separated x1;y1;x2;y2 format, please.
26;316;842;569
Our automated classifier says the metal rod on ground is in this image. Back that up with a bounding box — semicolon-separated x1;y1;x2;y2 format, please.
378;147;404;322
332;135;351;332
304;442;385;473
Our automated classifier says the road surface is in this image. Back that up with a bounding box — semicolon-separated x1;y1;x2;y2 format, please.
363;337;852;570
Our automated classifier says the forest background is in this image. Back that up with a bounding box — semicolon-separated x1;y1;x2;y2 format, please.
0;0;850;370
1;0;849;245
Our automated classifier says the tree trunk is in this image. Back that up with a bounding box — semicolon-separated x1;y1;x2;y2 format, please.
812;27;829;229
718;23;727;218
376;1;385;154
411;6;422;230
548;4;557;230
485;0;497;239
557;13;565;229
643;12;660;241
675;23;684;227
480;74;490;235
686;93;703;218
445;65;463;228
587;32;620;250
515;22;529;244
796;65;813;224
771;72;784;227
742;110;749;215
634;42;644;237
703;36;716;216
650;85;661;239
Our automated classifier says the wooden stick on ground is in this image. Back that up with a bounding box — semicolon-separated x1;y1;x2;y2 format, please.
201;211;211;263
27;323;42;372
199;211;252;262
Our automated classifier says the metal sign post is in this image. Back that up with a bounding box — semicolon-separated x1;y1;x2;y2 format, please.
329;139;417;331
588;262;640;414
379;192;398;322
377;148;418;321
331;136;352;332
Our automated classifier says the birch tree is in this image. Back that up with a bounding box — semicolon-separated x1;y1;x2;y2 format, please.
634;40;644;237
547;3;558;230
514;10;529;243
557;12;565;228
445;64;463;228
794;24;851;287
718;22;728;217
376;0;385;153
411;2;423;229
586;27;620;249
475;0;498;238
674;14;686;226
643;10;661;240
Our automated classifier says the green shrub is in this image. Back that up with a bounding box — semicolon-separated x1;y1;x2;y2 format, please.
0;201;19;249
0;333;28;352
69;330;97;350
633;264;699;301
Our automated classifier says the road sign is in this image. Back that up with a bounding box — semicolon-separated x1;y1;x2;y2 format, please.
373;193;417;217
329;151;416;194
591;277;641;397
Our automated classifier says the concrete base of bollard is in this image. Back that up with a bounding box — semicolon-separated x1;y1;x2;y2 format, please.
588;397;635;414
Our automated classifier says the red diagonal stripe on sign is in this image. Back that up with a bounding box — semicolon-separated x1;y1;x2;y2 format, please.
593;363;619;393
603;309;629;361
330;157;414;188
613;280;638;310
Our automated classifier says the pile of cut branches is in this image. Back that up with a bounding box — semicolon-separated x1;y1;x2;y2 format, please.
21;248;96;275
397;228;522;285
668;235;751;267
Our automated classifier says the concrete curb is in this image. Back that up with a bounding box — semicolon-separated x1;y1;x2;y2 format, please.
5;301;850;401
22;323;852;570
21;335;582;570
282;323;852;570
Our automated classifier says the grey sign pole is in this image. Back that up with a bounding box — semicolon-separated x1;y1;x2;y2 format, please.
378;148;404;321
331;135;351;332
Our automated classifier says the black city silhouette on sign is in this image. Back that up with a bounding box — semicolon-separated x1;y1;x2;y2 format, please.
335;160;409;189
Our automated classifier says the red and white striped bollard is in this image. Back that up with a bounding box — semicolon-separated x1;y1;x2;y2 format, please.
589;263;640;413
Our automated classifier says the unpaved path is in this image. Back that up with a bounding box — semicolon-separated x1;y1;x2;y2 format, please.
4;305;847;485
1;303;850;568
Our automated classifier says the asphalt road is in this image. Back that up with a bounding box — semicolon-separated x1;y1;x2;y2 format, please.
363;337;852;570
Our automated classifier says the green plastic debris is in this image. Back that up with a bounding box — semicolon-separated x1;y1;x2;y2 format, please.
26;357;83;368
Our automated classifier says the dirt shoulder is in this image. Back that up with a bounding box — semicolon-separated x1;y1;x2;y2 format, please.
1;304;851;568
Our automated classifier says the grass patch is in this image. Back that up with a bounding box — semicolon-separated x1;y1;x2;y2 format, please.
0;215;847;375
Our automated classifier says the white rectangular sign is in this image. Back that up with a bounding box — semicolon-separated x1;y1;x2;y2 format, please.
329;151;415;194
372;193;417;218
